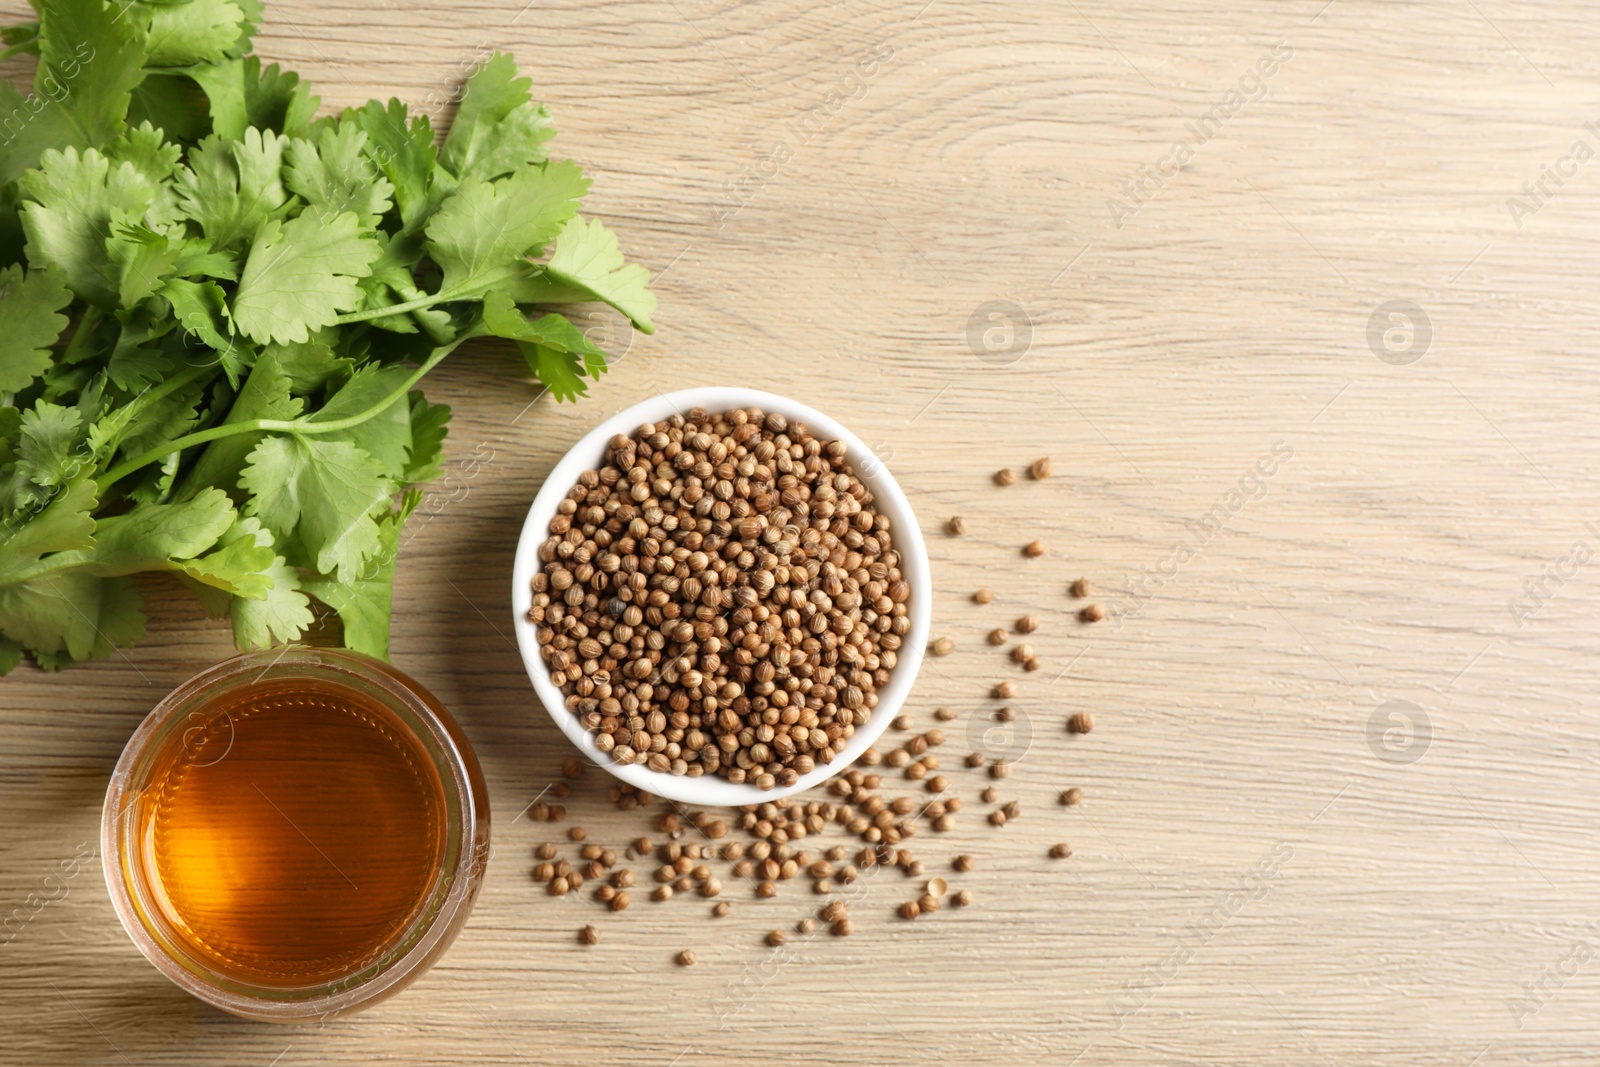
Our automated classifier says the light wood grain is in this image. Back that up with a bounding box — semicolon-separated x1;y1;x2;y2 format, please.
5;0;1600;1063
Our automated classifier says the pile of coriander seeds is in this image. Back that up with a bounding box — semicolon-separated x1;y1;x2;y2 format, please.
528;406;910;790
522;450;1107;966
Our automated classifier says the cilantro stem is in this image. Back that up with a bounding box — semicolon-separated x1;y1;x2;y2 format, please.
333;291;454;326
0;39;38;63
95;340;465;492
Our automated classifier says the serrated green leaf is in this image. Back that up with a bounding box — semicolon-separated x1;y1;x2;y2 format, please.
232;209;380;345
220;516;312;647
284;119;394;223
352;98;440;231
125;71;213;144
519;214;656;333
0;570;143;662
303;489;418;658
307;362;415;474
89;485;235;571
146;0;249;67
0;633;22;675
239;434;393;580
0;479;96;585
20;146;167;305
108;222;182;306
403;393;449;485
424;161;589;302
0;264;72;392
178;347;301;498
440;52;556;183
174;127;288;250
16;401;85;488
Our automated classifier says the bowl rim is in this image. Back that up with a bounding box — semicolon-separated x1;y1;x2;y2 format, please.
510;386;931;806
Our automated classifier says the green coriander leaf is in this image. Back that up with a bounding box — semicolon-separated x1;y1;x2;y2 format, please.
284;120;394;223
146;0;249;67
0;633;22;675
0;570;143;662
520;214;657;332
303;488;418;658
20;146;165;305
232;209;381;345
106;345;174;392
0;479;96;585
107;222;182;306
308;362;416;474
439;52;556;183
1;182;25;268
186;55;318;142
518;343;587;402
174;127;288;251
402;393;450;485
89;485;235;571
16;401;85;488
214;516;311;647
352;98;439;231
110;121;183;189
424;161;589;301
264;336;350;393
0;0;148;185
161;276;238;356
126;72;213;144
0;264;72;392
239;434;393;580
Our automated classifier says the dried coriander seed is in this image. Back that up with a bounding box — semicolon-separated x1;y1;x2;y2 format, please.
953;889;972;907
568;827;587;842
1069;711;1095;734
1061;787;1084;806
652;885;674;902
767;929;787;947
980;786;999;803
1011;644;1033;664
892;714;912;731
798;917;816;934
918;893;939;913
561;755;585;780
988;810;1006;827
1080;604;1104;623
1002;800;1021;819
994;706;1014;723
1024;540;1045;558
930;636;955;657
953;854;975;872
992;680;1015;699
1050;843;1073;859
990;759;1012;779
676;949;696;967
580;925;600;945
965;752;985;768
987;628;1008;646
712;901;731;917
1017;614;1039;633
899;900;921;920
973;588;993;604
1030;457;1052;480
946;516;966;536
1070;577;1092;598
926;877;949;896
935;706;958;721
994;468;1017;486
1024;658;1041;672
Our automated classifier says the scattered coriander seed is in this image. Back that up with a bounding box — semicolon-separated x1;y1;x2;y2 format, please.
549;875;570;896
580;925;600;945
536;843;557;861
1080;604;1105;623
1024;658;1041;672
534;862;554;881
1024;540;1045;558
551;782;571;799
1070;577;1092;598
1069;711;1095;734
927;775;949;793
994;706;1014;722
946;516;966;536
900;900;921;920
596;884;616;903
757;881;777;898
994;467;1017;486
1050;843;1073;859
933;813;955;831
906;860;925;876
568;827;587;842
831;919;854;936
935;706;958;722
992;681;1015;699
918;894;939;913
953;890;972;907
981;786;999;804
1002;800;1022;819
634;836;652;855
926;877;949;896
892;714;912;731
821;900;848;922
987;628;1008;646
1061;787;1084;806
561;755;585;780
676;949;696;967
652;885;673;902
965;752;985;768
954;854;975;872
989;810;1007;827
973;588;994;604
1030;457;1052;480
767;929;787;947
1011;644;1033;664
713;902;731;917
925;729;945;747
990;759;1012;779
1017;614;1039;633
610;891;630;911
798;917;816;934
931;636;955;657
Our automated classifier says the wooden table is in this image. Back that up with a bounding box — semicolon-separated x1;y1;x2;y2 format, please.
4;1;1599;1063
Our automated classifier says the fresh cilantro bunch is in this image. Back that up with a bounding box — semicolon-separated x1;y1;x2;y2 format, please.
0;0;656;670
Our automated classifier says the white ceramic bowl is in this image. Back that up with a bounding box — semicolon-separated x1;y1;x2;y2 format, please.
511;387;931;807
